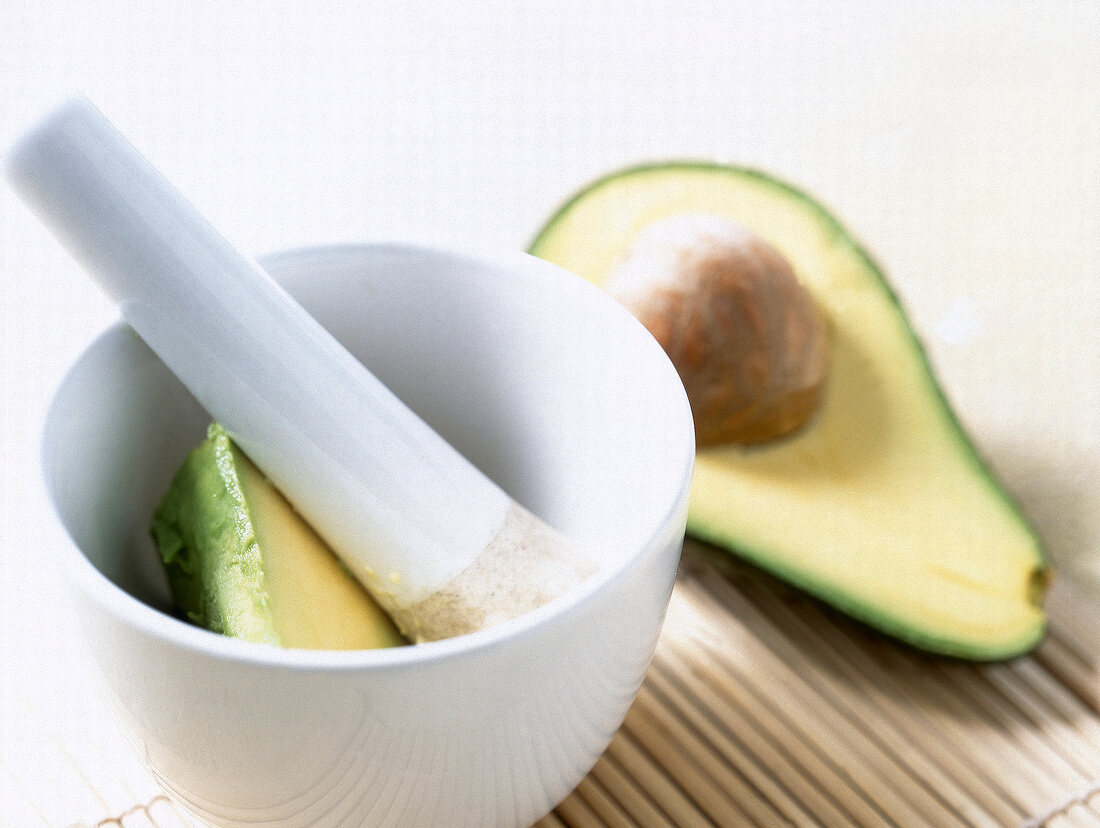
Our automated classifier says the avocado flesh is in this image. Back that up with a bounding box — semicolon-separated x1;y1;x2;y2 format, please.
151;423;405;650
529;162;1047;659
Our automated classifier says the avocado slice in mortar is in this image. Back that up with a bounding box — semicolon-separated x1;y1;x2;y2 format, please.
151;423;405;650
529;162;1047;659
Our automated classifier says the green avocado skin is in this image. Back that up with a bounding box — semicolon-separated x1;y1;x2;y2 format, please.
151;423;279;644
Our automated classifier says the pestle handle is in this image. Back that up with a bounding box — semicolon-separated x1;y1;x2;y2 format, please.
6;98;524;624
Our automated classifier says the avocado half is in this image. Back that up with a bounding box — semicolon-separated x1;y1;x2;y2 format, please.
151;423;405;650
529;162;1048;660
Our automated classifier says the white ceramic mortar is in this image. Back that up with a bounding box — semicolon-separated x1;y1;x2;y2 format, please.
42;242;694;827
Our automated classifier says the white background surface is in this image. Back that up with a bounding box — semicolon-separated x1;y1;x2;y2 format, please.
2;2;1098;824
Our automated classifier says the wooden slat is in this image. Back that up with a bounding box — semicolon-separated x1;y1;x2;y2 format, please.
648;650;859;828
643;660;822;826
628;682;789;826
621;689;761;825
571;775;637;828
534;813;570;828
554;789;605;828
601;731;714;828
587;749;676;827
986;663;1100;779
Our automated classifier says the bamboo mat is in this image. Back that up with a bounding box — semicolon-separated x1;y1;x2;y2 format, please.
56;540;1100;828
535;540;1100;828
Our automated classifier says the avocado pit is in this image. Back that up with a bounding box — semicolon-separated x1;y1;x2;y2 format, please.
605;214;828;446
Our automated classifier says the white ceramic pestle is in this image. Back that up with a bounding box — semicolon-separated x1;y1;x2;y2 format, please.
7;98;593;642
